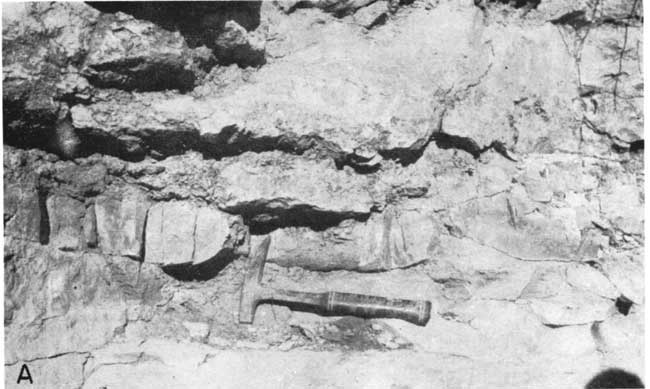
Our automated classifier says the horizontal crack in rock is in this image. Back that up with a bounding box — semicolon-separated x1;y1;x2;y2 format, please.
224;200;373;234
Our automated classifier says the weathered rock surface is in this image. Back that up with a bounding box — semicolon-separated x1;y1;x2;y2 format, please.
4;181;42;243
144;201;248;267
82;11;214;92
46;195;86;251
3;0;644;388
6;353;87;389
261;207;436;271
352;1;389;28
95;190;150;259
213;20;266;67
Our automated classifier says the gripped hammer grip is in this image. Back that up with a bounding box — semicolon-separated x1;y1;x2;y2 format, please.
324;291;431;326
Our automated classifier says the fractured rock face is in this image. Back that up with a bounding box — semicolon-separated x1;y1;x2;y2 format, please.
260;207;437;271
6;352;86;389
299;0;380;16
213;20;265;67
352;1;388;29
95;190;150;259
599;183;643;236
1;1;645;386
46;195;85;251
519;266;614;326
4;182;43;243
144;202;249;267
449;192;594;261
83;11;214;92
215;152;376;219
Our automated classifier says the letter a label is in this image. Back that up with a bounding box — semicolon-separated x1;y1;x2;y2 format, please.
17;364;33;384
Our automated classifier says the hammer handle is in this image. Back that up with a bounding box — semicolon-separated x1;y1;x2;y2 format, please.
324;291;431;326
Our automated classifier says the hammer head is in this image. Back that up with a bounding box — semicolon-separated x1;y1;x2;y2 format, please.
238;236;271;324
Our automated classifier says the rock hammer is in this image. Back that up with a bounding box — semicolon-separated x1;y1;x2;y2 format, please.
238;237;432;326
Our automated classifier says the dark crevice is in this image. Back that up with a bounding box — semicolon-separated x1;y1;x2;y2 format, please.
432;132;483;158
83;60;202;93
628;139;644;153
550;10;590;30
5;104;518;170
609;139;643;154
585;368;644;389
86;1;264;67
475;0;541;11
199;126;323;159
366;13;389;30
615;295;633;315
431;133;515;161
225;202;372;235
37;189;50;245
6;117;518;169
161;250;235;281
582;117;643;155
86;2;261;39
378;136;430;166
3;96;59;153
541;323;568;329
335;156;382;174
73;127;147;161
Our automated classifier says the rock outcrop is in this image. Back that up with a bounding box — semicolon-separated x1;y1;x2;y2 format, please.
3;1;644;388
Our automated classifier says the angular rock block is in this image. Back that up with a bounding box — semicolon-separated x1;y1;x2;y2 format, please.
450;193;589;261
519;267;613;326
599;183;643;236
46;195;85;251
83;11;214;92
216;152;376;217
353;1;388;28
263;207;437;271
95;191;150;259
144;202;248;266
4;183;43;242
213;20;265;67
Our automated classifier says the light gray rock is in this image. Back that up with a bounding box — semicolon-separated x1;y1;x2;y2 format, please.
599;250;644;304
352;1;388;28
46;195;85;251
599;183;643;235
262;207;437;271
449;193;587;261
4;252;134;364
519;267;613;325
182;321;210;341
144;202;248;266
5;353;87;389
565;263;619;300
144;202;195;266
81;342;604;389
4;183;42;242
215;152;377;217
95;190;150;259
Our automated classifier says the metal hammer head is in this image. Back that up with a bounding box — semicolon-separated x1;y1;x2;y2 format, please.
238;236;271;324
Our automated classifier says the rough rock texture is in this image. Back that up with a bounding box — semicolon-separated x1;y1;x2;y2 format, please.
260;207;436;271
94;190;150;259
3;0;644;388
82;11;215;92
144;201;248;266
